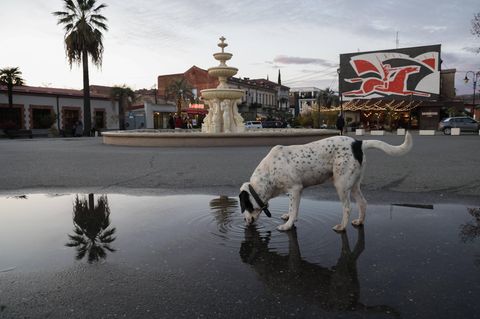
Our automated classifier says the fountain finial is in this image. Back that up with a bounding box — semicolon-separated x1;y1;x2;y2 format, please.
218;36;227;53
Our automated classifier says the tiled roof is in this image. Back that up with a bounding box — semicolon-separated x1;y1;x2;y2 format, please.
228;77;289;90
0;85;112;99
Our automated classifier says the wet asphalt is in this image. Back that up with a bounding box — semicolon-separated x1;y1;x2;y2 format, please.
0;131;479;203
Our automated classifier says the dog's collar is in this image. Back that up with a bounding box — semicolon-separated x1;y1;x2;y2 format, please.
248;184;271;218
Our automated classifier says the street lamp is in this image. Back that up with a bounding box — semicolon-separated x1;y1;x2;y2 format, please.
464;71;480;114
337;68;343;115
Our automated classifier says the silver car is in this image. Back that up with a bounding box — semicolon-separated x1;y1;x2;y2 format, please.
245;121;263;129
438;117;479;135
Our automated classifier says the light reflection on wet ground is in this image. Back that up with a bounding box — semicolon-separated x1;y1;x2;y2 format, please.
0;194;479;318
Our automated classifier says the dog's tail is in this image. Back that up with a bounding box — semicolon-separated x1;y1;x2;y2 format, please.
362;131;412;156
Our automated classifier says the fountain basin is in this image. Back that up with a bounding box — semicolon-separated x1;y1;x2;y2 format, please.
201;88;245;100
207;66;239;79
102;129;337;147
213;52;232;61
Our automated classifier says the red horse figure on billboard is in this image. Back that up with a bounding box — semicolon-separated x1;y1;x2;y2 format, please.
342;51;439;99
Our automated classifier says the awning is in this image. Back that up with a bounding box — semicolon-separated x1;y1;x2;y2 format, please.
184;108;207;115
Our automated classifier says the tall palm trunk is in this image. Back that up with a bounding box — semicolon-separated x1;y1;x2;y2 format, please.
118;97;125;130
7;83;13;108
82;49;92;136
88;193;95;210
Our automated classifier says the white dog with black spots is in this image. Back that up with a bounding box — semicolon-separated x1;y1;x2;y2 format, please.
239;132;412;231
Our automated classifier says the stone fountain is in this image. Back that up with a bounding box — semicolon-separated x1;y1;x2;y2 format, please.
201;37;245;133
102;37;335;147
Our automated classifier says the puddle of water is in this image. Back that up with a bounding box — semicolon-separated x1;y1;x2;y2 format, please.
0;194;479;318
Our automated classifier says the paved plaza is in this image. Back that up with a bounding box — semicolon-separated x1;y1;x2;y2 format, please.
0;132;479;203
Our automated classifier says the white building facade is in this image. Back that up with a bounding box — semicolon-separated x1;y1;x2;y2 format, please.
0;86;119;134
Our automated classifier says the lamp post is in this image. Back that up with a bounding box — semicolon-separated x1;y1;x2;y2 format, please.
464;71;480;117
337;68;343;115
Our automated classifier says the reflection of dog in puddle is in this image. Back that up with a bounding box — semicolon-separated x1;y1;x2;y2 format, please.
240;133;412;231
240;226;399;316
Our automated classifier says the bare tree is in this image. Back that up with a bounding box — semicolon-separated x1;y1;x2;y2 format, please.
472;12;480;53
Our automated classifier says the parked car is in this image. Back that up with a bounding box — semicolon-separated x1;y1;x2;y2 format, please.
438;116;479;135
262;120;287;128
245;121;263;129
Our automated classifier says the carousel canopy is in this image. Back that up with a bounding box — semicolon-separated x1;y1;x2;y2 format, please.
318;99;422;112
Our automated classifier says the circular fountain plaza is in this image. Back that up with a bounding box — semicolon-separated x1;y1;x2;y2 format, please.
103;37;335;147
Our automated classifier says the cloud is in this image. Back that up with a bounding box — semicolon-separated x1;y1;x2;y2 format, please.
422;25;448;33
273;55;337;67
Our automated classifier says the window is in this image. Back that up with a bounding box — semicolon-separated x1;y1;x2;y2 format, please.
0;107;22;129
63;109;80;130
32;109;53;129
94;110;105;129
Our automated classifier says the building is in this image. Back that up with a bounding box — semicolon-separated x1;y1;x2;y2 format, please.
229;77;290;120
158;66;218;102
0;85;119;135
289;87;323;116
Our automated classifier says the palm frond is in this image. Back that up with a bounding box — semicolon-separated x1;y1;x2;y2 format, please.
76;245;88;260
91;20;108;31
90;14;107;21
103;244;116;252
93;3;107;12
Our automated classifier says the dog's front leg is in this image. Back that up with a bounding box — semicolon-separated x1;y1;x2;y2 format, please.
277;186;302;231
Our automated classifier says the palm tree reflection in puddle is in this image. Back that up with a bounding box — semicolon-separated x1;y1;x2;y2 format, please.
459;207;480;266
66;194;116;263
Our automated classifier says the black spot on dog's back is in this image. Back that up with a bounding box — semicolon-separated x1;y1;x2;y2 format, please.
351;140;363;164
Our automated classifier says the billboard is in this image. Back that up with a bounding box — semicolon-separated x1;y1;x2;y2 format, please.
339;45;440;100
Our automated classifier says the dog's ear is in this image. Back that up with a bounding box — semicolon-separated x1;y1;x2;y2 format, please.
239;190;253;213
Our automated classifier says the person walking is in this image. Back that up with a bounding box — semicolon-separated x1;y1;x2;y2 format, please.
168;115;175;129
336;113;345;135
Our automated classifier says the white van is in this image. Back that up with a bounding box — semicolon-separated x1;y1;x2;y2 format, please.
245;121;263;129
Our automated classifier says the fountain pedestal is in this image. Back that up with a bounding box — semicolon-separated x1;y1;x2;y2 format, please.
201;37;245;133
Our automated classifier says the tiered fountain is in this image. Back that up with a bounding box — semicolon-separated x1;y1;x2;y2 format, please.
102;37;335;147
201;37;245;133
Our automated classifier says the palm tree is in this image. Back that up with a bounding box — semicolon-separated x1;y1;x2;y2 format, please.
53;0;108;136
0;67;25;130
316;87;338;108
66;194;116;263
166;78;193;115
0;67;25;108
111;85;135;130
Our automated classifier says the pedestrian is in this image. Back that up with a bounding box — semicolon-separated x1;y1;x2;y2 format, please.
174;115;183;130
74;120;84;137
186;117;193;129
71;121;77;137
336;113;345;136
168;115;175;129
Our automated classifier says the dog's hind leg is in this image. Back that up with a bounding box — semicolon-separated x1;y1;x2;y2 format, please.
351;183;367;226
277;186;302;231
333;177;355;232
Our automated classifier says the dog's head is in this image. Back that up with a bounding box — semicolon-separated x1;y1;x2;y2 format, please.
239;182;262;225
